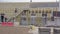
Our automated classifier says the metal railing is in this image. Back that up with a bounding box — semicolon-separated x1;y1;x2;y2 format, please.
38;27;60;34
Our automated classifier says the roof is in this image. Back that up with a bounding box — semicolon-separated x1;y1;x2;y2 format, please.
0;2;59;8
29;2;59;8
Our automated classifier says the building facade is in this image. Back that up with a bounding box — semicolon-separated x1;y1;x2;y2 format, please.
0;2;60;26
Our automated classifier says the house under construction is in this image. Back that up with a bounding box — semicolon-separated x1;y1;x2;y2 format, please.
1;0;60;34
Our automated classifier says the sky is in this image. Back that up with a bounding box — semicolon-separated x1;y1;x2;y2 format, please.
0;0;59;2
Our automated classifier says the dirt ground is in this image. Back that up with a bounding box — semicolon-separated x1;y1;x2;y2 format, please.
0;26;32;34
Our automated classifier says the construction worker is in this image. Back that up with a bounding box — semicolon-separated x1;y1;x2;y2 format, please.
1;13;5;22
30;25;35;30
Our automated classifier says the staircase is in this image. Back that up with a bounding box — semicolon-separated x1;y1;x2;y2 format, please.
7;10;23;22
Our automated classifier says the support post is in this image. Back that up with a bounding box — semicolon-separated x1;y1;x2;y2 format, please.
59;0;60;11
50;27;54;34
